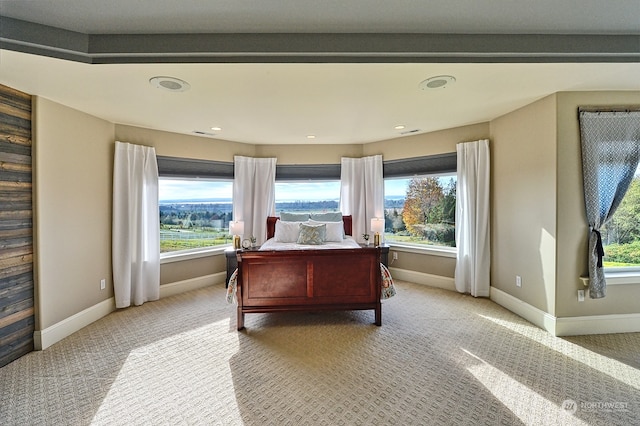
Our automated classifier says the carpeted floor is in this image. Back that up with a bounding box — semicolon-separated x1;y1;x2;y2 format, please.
1;280;638;425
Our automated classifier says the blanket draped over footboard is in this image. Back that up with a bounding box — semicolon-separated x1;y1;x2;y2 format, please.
227;263;396;304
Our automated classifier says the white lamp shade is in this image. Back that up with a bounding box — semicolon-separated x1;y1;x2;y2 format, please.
371;218;384;234
229;220;244;236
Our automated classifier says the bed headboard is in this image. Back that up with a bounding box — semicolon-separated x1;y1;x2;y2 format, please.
266;216;353;240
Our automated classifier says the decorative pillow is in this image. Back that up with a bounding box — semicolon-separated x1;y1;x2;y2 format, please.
308;219;343;242
297;223;326;245
274;220;304;243
280;212;310;222
309;212;342;222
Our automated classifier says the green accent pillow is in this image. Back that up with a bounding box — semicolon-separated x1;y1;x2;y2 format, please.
280;212;310;222
297;223;326;245
309;212;342;222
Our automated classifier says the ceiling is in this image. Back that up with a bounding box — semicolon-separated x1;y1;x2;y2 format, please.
0;1;639;145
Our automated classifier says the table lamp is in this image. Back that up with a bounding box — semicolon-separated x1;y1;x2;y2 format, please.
371;218;384;247
229;220;244;249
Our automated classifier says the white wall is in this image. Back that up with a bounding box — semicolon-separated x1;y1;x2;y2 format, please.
490;95;558;315
33;97;115;330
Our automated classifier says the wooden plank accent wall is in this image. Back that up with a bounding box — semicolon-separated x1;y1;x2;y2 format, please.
0;84;34;368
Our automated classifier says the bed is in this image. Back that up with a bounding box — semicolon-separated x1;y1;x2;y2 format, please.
227;215;395;330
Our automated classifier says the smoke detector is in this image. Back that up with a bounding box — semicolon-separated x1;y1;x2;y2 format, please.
149;76;191;92
419;75;456;90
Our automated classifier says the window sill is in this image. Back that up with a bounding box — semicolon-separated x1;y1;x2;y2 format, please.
606;271;640;285
580;272;640;286
161;242;456;263
160;245;230;264
386;242;457;258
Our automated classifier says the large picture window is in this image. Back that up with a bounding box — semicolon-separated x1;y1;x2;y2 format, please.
601;164;640;269
159;178;233;253
156;155;457;253
275;181;340;214
384;174;456;247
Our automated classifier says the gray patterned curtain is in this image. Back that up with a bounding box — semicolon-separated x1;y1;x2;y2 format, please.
579;110;640;299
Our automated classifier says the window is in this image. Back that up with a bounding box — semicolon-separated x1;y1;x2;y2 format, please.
275;181;341;214
601;164;640;270
384;174;457;247
159;178;233;253
156;155;458;253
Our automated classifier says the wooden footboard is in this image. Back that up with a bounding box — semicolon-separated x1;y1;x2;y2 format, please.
236;247;382;330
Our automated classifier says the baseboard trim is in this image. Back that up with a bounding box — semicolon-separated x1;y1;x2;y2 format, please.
389;267;456;292
34;297;116;350
490;286;640;336
489;287;558;335
159;272;225;298
555;313;640;336
34;272;225;350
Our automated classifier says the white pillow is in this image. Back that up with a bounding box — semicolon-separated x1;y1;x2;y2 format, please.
309;219;343;242
274;220;304;243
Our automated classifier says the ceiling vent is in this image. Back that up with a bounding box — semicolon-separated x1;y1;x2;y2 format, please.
192;130;217;137
149;76;191;92
400;129;421;135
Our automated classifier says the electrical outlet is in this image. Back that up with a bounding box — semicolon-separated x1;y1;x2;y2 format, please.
577;289;585;302
100;279;106;290
392;252;398;260
516;275;522;287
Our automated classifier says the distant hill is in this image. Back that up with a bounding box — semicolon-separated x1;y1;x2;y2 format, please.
160;198;232;205
160;196;405;211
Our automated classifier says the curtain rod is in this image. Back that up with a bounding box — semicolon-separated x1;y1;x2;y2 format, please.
578;106;640;114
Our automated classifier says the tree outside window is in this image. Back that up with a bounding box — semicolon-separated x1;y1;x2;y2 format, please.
384;175;456;247
602;168;640;267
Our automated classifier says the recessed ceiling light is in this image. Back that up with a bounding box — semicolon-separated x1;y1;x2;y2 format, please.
149;76;191;92
394;125;406;130
211;126;222;131
307;135;316;139
419;75;456;90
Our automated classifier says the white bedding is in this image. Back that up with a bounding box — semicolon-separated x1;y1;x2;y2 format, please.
260;235;361;251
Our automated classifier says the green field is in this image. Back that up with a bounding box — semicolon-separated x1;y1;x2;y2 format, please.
160;228;231;253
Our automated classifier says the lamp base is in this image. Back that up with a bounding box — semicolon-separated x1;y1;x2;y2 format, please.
233;235;241;249
374;232;381;247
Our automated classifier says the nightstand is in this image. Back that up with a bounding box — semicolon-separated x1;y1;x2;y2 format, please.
379;244;390;267
360;244;390;267
225;247;238;287
225;246;262;287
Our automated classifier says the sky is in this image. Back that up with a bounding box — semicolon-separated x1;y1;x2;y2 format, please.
158;177;438;202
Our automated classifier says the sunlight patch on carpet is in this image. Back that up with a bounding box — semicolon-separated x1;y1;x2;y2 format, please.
462;348;587;426
91;319;242;424
479;314;640;390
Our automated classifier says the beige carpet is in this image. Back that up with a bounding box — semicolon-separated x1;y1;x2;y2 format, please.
1;281;638;425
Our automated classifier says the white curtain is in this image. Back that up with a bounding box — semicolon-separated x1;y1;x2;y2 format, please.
112;141;160;308
233;156;276;245
455;139;491;297
340;155;384;242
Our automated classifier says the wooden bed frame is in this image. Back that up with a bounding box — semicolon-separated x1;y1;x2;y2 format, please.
235;216;382;330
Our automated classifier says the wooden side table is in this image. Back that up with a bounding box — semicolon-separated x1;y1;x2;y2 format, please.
379;244;390;267
225;247;238;287
225;246;262;287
